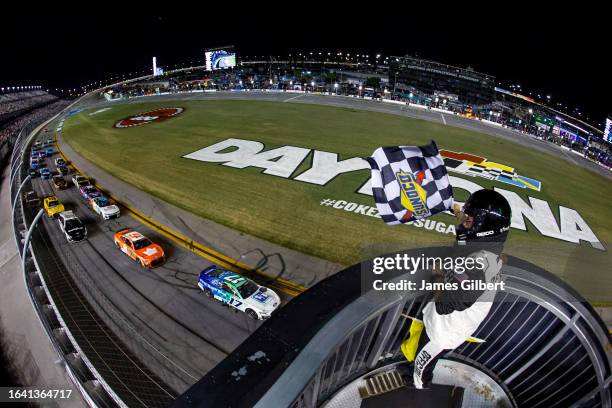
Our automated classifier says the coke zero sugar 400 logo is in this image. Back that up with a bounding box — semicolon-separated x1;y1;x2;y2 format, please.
114;107;184;128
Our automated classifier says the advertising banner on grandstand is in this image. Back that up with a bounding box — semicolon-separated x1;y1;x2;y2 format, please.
206;49;237;71
604;117;612;143
534;114;553;130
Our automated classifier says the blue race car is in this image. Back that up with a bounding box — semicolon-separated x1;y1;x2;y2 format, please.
197;265;280;320
46;147;54;156
30;157;41;169
40;167;52;179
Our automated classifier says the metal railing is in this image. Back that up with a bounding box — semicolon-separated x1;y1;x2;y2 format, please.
8;116;117;408
9;107;189;407
172;250;611;408
8;106;197;407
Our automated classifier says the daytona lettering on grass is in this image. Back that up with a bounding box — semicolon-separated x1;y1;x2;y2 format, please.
185;137;603;250
319;198;456;235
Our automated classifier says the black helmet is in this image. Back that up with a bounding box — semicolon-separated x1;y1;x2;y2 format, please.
456;189;511;242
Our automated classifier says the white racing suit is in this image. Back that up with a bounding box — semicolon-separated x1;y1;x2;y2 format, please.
413;249;502;389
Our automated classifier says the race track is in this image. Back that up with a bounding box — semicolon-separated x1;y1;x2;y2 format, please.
31;122;275;393
31;90;610;395
81;91;612;180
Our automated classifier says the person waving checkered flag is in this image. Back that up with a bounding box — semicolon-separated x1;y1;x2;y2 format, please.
367;140;453;225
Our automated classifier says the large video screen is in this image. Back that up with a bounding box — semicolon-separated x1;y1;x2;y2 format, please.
604;117;612;143
205;49;237;71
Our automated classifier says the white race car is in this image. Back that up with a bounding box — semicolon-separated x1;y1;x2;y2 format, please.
57;211;87;242
89;196;120;220
198;265;281;320
72;175;90;189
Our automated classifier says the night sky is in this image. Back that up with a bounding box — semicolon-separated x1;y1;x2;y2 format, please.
1;11;609;126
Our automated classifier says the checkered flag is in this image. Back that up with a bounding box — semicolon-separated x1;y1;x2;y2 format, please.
367;141;453;225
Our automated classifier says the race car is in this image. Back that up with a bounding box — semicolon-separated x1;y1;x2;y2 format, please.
43;195;65;218
30;157;41;169
79;185;102;200
57;165;69;175
40;167;51;179
197;265;281;320
57;210;87;243
28;168;39;178
23;190;40;207
52;175;67;189
72;175;90;189
90;196;120;220
113;229;165;268
45;147;54;156
54;157;65;167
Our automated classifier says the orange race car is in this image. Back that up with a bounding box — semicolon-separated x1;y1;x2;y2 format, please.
113;229;165;269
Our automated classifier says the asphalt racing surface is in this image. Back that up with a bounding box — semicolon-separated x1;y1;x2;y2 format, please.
30;122;273;397
28;91;611;405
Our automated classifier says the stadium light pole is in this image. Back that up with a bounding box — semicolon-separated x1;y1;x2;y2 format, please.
392;70;398;96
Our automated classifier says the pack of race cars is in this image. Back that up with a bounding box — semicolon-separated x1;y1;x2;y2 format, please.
28;134;281;320
31;137;121;242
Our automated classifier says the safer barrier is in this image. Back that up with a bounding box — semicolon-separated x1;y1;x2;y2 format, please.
8;116;119;407
10;108;189;407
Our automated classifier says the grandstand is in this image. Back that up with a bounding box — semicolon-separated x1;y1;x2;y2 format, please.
103;57;611;170
1;46;610;407
389;55;496;105
0;90;57;118
0;92;67;165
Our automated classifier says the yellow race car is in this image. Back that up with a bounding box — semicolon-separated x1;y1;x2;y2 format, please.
43;195;65;218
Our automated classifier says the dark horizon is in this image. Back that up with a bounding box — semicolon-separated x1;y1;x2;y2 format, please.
1;13;609;126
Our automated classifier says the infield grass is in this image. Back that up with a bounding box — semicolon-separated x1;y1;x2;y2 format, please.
62;100;612;302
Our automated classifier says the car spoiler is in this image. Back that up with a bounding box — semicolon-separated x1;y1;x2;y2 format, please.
115;228;131;234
